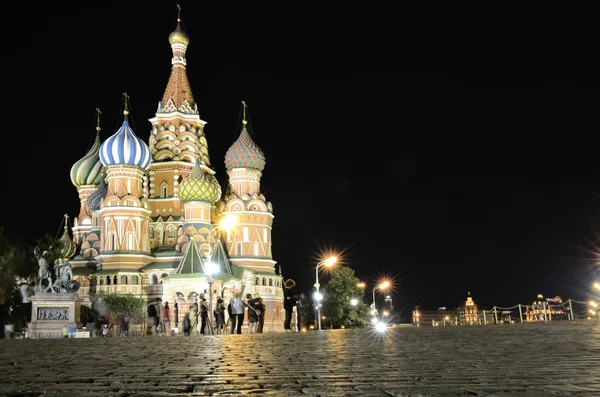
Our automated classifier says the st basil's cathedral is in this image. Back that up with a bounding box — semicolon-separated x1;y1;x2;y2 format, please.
65;11;284;332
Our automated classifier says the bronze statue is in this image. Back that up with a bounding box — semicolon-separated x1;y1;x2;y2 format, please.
35;247;55;293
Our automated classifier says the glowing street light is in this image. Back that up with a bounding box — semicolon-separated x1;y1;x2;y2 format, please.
350;298;358;306
205;261;220;335
315;256;337;330
594;282;600;292
357;282;366;288
372;281;390;314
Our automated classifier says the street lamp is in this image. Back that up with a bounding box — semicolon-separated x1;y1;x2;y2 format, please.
372;281;390;314
350;298;358;306
315;256;337;330
205;262;220;335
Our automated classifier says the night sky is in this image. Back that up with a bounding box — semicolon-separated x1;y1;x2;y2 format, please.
3;3;600;316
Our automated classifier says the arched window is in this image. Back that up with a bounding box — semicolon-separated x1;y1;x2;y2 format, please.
106;276;111;285
262;277;266;286
269;278;273;286
113;275;118;285
150;274;158;285
255;277;260;286
131;275;139;285
120;275;128;285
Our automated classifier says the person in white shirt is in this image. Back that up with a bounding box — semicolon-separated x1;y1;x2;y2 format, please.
230;293;245;334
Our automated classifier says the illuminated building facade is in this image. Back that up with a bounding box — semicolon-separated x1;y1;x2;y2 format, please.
413;292;494;326
525;294;565;322
67;11;283;332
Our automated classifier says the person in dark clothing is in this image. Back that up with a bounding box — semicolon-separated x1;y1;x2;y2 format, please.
182;313;191;336
283;279;296;331
256;297;266;333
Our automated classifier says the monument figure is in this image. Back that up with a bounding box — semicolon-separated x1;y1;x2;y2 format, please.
35;247;54;293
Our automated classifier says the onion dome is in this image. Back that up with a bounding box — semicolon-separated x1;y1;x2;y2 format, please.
57;218;77;259
169;20;189;46
87;179;107;211
70;131;103;187
70;111;104;187
224;125;266;171
100;120;151;169
178;161;222;204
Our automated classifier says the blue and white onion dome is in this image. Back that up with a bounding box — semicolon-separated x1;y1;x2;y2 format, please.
99;120;151;169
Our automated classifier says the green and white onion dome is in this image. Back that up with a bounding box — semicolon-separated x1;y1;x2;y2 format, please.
224;126;265;171
70;132;103;187
178;161;222;204
57;225;77;259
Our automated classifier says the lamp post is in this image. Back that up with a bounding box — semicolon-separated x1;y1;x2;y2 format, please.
205;262;219;335
372;281;390;315
315;256;337;331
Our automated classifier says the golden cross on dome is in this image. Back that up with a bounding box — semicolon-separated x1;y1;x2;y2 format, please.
242;100;247;125
95;108;102;133
176;4;182;22
123;92;130;120
63;214;69;230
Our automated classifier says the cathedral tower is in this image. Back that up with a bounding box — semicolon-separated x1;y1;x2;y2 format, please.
219;102;282;331
96;94;152;271
147;8;212;252
70;109;104;246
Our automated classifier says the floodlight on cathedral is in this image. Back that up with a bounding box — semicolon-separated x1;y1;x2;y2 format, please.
224;123;266;171
178;160;222;204
70;124;103;187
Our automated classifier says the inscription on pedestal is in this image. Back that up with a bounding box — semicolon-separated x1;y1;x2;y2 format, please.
37;307;69;321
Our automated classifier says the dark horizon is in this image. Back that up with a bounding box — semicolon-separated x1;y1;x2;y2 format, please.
3;3;600;314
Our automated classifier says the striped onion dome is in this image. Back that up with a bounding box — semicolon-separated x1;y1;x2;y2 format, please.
178;161;222;204
57;225;77;259
99;120;151;169
70;131;103;187
87;179;107;211
224;126;265;171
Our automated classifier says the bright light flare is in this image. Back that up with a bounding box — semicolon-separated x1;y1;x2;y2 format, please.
205;262;219;276
590;300;598;308
380;281;390;289
371;317;378;324
219;215;237;231
375;322;387;332
350;298;358;306
314;291;323;301
324;256;337;266
594;282;600;291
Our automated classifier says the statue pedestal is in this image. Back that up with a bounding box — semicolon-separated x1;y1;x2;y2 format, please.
29;293;87;338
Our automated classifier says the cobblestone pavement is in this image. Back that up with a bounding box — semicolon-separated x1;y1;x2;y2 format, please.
1;320;600;396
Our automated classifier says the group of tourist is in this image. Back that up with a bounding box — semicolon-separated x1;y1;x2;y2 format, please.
149;292;266;336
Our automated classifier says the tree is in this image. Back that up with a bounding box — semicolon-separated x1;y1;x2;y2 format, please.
89;292;146;325
0;227;28;335
322;266;369;328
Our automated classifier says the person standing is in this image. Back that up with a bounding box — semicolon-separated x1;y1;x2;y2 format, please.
199;297;209;335
256;297;266;333
161;301;171;336
182;313;191;336
283;279;297;331
230;293;245;334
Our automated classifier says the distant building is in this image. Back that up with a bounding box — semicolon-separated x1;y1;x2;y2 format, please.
525;294;565;321
413;292;494;326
